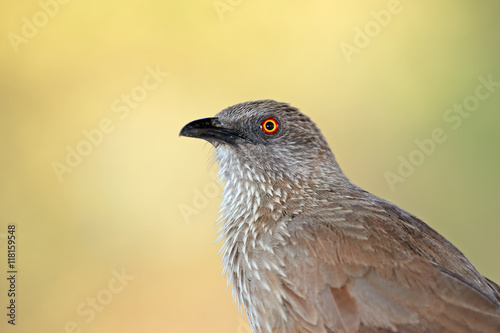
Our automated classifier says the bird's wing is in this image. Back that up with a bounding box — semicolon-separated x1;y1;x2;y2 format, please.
280;208;500;333
486;277;500;301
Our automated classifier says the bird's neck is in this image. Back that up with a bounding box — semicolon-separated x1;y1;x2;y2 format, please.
214;146;349;313
215;144;350;239
215;153;297;330
216;151;307;231
213;146;353;332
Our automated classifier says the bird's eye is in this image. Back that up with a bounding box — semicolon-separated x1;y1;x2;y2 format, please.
261;118;278;134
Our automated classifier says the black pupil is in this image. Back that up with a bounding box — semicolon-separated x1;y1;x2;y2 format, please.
265;121;275;131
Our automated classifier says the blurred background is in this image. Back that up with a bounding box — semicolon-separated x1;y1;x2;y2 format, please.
0;0;499;332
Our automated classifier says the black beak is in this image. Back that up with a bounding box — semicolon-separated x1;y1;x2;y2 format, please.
179;117;252;146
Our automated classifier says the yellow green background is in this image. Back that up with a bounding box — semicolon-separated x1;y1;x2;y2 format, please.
1;0;499;332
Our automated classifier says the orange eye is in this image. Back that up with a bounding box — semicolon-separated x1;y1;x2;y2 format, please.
262;118;278;134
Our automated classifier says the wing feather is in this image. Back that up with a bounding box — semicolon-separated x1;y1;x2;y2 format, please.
280;205;500;332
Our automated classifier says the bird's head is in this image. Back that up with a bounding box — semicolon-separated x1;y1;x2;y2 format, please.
180;100;349;218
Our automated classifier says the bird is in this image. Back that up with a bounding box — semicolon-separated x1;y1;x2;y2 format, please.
179;100;500;333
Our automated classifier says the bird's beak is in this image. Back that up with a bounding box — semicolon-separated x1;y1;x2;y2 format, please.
179;117;251;145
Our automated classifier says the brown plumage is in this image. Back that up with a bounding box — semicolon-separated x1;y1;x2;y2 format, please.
180;100;500;333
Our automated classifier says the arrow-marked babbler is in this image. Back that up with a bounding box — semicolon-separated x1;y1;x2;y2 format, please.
180;100;500;333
